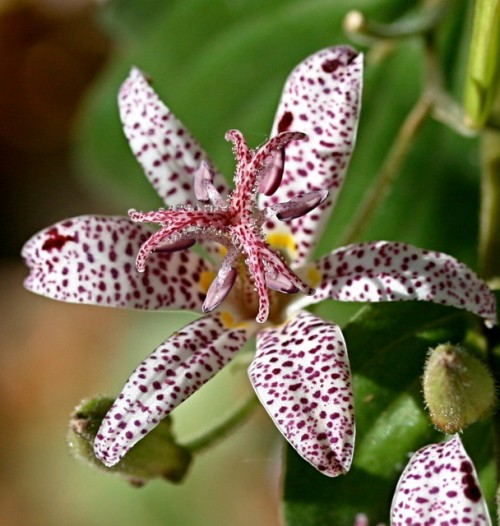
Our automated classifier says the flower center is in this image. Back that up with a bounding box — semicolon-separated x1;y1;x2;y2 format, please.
129;129;328;323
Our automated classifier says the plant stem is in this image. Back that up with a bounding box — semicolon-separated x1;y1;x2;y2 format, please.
479;127;500;281
338;94;432;246
344;1;448;42
463;0;500;129
338;30;469;246
182;392;260;454
478;86;500;498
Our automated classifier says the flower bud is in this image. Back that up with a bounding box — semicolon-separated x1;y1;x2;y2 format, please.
68;397;192;486
422;344;495;433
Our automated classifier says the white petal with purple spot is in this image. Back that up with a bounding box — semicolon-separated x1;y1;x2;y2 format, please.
391;435;491;525
22;215;212;311
296;241;497;324
95;312;255;466
249;311;355;476
261;46;363;265
119;68;229;206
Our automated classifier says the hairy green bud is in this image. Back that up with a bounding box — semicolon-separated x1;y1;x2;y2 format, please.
68;397;192;486
423;344;495;434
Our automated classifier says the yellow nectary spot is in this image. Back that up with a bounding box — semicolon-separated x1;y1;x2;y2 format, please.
199;270;216;293
220;310;248;330
307;266;322;287
221;311;235;328
267;232;297;258
219;245;228;257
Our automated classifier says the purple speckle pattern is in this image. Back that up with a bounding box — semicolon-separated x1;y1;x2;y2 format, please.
249;311;355;476
295;241;497;324
119;67;229;206
94;312;253;466
261;46;363;265
391;435;491;525
22;215;211;310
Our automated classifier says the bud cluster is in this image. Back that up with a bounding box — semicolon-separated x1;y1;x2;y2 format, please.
68;397;192;486
422;343;496;434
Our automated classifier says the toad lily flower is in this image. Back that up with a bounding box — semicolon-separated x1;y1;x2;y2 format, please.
22;46;496;477
391;435;492;525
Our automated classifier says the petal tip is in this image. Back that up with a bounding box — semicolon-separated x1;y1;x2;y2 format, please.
93;443;121;468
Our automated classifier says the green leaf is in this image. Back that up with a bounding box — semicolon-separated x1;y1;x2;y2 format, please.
283;301;481;525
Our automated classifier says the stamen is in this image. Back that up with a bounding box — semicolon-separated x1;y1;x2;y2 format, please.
274;190;329;222
155;238;196;253
259;148;285;196
265;272;299;294
229;131;307;213
135;221;194;271
202;267;238;312
193;161;214;202
261;246;316;296
193;161;225;207
250;131;306;175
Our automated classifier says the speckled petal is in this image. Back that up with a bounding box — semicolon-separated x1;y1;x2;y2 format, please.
249;311;355;476
22;215;212;311
261;46;363;265
94;312;255;467
391;435;491;525
297;241;497;324
119;67;229;206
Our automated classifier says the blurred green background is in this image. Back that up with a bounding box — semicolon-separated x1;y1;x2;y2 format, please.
0;0;486;524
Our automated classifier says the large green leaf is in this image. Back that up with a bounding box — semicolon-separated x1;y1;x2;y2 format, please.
283;301;493;525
